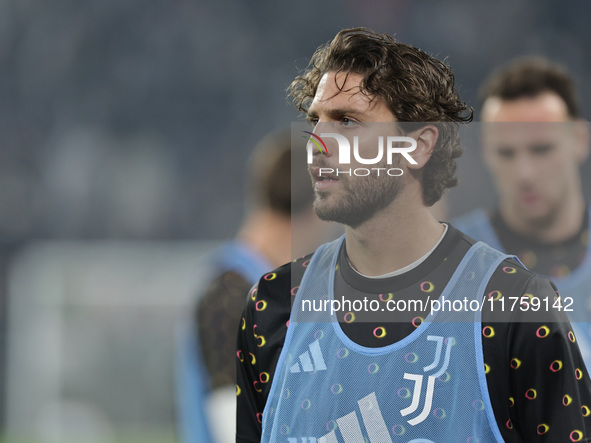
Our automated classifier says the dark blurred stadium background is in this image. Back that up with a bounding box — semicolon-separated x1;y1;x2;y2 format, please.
1;1;590;441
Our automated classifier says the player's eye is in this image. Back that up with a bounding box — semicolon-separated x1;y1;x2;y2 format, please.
340;118;359;128
497;146;515;159
530;143;553;156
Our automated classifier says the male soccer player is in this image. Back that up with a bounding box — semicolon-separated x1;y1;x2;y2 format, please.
454;57;591;360
237;30;591;442
178;130;329;443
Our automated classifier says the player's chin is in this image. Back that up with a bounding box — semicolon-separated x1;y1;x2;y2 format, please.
522;207;555;226
313;199;342;221
312;196;332;214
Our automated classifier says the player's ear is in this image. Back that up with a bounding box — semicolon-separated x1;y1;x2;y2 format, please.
407;125;438;170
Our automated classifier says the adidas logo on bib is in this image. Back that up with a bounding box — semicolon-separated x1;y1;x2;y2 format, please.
289;339;327;373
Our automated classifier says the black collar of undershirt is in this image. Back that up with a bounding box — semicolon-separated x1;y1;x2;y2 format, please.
491;206;589;250
338;224;464;293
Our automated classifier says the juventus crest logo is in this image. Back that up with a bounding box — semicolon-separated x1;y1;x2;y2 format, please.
401;335;455;425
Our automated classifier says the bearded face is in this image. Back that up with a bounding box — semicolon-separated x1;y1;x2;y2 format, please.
309;154;404;228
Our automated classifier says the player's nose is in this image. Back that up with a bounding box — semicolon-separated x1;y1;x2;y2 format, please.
514;154;537;182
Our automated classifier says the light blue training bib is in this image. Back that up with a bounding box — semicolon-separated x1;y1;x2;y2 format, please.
262;238;507;443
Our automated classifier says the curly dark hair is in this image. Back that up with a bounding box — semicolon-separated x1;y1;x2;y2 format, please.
288;27;473;206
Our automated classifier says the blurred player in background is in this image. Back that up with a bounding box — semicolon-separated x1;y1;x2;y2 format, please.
177;129;335;442
454;57;591;360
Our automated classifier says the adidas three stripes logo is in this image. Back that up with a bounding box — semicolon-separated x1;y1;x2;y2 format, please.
289;339;327;373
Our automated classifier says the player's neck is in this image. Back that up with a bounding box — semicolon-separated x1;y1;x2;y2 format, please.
499;193;586;244
344;193;445;276
237;209;292;268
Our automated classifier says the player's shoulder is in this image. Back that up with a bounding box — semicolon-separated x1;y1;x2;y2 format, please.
197;269;252;310
242;252;316;335
204;269;252;296
489;253;559;307
455;226;557;298
248;252;315;303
